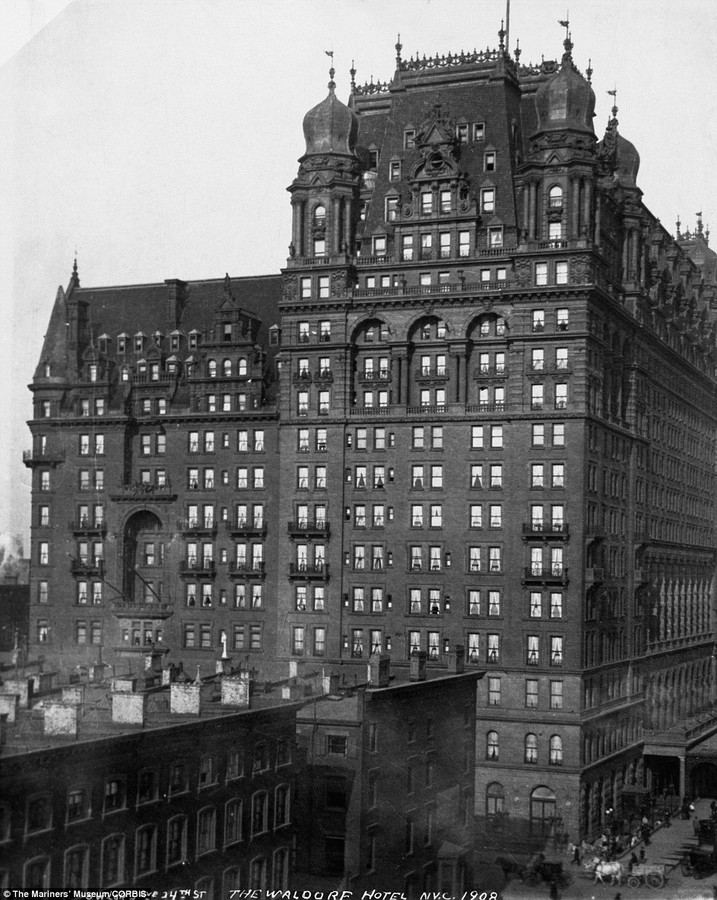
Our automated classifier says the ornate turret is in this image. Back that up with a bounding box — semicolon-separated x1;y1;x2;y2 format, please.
534;35;596;140
287;63;362;264
302;69;358;158
598;98;640;186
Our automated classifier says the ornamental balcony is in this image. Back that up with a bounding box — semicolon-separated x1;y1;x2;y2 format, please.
414;366;450;383
522;522;570;539
473;365;508;379
289;562;329;581
110;600;174;619
110;483;177;502
177;518;218;536
357;369;392;384
287;520;331;538
23;448;66;467
314;369;334;383
522;566;569;585
70;557;104;576
292;370;313;384
227;520;267;538
179;558;216;577
228;561;266;578
68;518;107;536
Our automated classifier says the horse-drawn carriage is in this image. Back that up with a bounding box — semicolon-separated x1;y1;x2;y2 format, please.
626;863;666;889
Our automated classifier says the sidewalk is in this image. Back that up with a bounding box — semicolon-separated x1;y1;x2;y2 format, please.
501;799;717;899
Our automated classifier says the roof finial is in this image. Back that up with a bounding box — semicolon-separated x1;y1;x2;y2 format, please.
558;13;572;61
607;87;618;120
586;57;593;83
514;38;521;64
696;212;704;236
325;49;335;90
395;33;402;68
350;59;356;93
498;19;506;52
676;216;681;238
71;253;80;287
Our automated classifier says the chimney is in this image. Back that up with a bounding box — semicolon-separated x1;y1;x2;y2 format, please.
161;663;180;686
144;649;164;674
1;678;31;708
164;279;187;328
288;660;299;679
409;651;427;682
61;684;85;706
221;670;250;708
111;675;137;693
0;713;7;747
44;703;78;737
0;694;19;723
215;657;232;676
446;644;465;674
111;691;147;725
367;654;390;688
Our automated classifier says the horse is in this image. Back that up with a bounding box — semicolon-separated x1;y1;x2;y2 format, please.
584;857;624;885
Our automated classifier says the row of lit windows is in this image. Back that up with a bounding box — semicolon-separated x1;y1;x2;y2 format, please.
187;467;265;490
487;676;564;709
183;622;263;651
485;731;563;765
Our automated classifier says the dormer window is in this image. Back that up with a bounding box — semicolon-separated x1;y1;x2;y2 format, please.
368;149;379;170
117;334;128;354
43;363;51;377
134;334;145;352
549;185;563;209
153;330;163;346
188;330;199;350
473;122;485;141
373;236;387;257
481;189;495;213
385;197;399;221
222;323;232;342
389;160;401;181
484;151;496;171
404;130;416;150
456;123;468;143
170;332;181;351
89;364;98;382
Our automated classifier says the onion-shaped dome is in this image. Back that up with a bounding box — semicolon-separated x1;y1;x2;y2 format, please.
302;80;358;157
535;41;595;137
615;133;640;186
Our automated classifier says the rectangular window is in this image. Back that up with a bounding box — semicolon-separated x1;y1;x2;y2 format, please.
551;636;564;666
481;188;495;213
532;309;545;332
556;261;568;284
526;679;538;708
488;676;501;705
550;680;564;709
555;383;568;409
535;262;548;286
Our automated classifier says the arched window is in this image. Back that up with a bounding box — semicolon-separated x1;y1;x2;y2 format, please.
313;204;326;226
223;868;241;892
238;357;248;376
24;857;50;890
530;786;556;836
548;185;563;208
273;848;289;890
207;359;217;378
167;815;187;866
525;733;538;764
549;735;563;765
249;857;267;891
195;876;214;900
64;845;89;889
485;782;504;817
486;731;499;760
222;359;232;376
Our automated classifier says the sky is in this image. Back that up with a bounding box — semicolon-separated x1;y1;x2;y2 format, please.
1;0;716;546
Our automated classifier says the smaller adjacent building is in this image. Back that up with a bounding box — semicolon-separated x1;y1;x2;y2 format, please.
0;653;303;891
295;651;482;894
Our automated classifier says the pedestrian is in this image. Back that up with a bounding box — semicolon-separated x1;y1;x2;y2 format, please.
549;880;558;900
639;847;646;863
572;844;581;865
629;852;637;872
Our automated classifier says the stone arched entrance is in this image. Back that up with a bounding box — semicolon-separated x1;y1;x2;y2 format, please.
122;510;167;604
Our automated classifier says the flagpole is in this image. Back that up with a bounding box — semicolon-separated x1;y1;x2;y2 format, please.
505;0;510;52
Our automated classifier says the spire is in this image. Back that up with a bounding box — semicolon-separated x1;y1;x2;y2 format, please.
350;59;356;93
607;87;618;121
395;33;402;68
325;49;335;90
70;255;80;289
676;216;682;239
514;38;521;64
498;19;506;52
586;58;593;84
